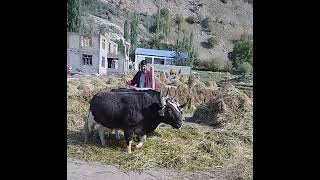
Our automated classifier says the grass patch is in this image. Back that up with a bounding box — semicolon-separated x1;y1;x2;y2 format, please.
192;70;238;83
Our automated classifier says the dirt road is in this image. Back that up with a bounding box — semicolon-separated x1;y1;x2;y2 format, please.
67;158;227;180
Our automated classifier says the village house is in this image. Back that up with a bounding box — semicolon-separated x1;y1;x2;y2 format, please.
67;32;130;75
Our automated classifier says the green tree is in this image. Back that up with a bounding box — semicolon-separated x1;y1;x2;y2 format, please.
67;0;80;32
115;39;125;55
98;24;107;35
130;14;138;49
192;48;200;67
201;16;213;31
188;32;194;52
229;39;253;69
130;14;139;60
79;18;95;36
124;19;130;41
156;6;161;34
160;8;169;19
238;62;253;74
175;15;183;36
161;8;171;36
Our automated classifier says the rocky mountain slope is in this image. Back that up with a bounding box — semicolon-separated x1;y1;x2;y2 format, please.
82;0;253;61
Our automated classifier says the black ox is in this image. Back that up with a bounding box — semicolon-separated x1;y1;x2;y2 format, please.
83;88;187;154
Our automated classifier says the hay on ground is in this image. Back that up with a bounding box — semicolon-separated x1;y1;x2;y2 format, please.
67;73;253;179
91;79;107;88
68;79;81;87
107;77;120;85
98;75;109;83
67;83;80;97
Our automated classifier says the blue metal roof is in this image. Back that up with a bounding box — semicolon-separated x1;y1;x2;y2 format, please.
135;48;176;58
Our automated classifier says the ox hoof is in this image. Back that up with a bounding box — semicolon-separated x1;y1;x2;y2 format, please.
127;153;133;160
101;144;107;148
136;144;143;149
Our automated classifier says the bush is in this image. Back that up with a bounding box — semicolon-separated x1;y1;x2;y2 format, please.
210;57;226;71
207;23;214;33
207;37;218;48
201;17;212;29
238;62;253;75
186;16;199;24
175;14;184;25
224;60;233;72
108;6;119;16
229;39;253;69
197;14;204;23
107;14;113;22
160;8;169;19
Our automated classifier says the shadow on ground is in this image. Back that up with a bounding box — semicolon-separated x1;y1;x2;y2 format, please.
67;129;163;149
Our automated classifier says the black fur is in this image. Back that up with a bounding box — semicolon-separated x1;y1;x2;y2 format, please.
90;89;184;146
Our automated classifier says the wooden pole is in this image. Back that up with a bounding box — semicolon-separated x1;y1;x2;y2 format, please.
151;66;155;90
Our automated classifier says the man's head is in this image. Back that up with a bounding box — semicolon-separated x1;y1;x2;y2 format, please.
140;60;147;73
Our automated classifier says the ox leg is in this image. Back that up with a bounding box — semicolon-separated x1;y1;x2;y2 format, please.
83;119;89;143
115;130;120;141
136;135;147;149
87;111;96;134
124;130;134;154
83;111;96;143
98;125;111;146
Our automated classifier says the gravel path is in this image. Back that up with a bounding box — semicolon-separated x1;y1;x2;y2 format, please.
67;158;227;180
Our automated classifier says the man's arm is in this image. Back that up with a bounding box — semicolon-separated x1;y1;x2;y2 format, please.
127;71;140;86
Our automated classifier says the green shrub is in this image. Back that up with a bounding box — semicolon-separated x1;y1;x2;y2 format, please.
201;17;212;29
238;62;253;75
224;60;233;72
207;37;218;48
229;39;253;69
160;8;170;19
186;16;199;24
210;57;226;71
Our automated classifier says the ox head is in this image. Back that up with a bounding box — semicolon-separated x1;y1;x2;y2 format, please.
159;96;188;129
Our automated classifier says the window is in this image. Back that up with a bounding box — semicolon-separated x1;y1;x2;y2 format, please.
154;58;165;65
145;57;152;64
82;37;92;47
166;58;175;65
102;39;106;50
108;59;113;68
113;44;117;54
101;56;105;67
82;54;93;65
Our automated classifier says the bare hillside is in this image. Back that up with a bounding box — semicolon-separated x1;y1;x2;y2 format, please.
82;0;252;61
